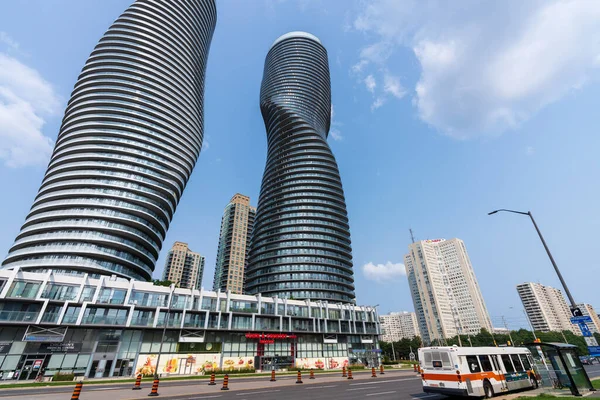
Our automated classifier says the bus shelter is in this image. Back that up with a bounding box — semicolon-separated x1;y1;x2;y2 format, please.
525;342;595;397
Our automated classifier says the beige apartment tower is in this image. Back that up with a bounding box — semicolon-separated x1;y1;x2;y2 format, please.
213;194;256;294
517;282;580;334
162;242;205;290
405;238;492;345
380;311;419;342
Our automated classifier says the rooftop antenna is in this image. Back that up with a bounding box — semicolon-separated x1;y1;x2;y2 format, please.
409;228;416;243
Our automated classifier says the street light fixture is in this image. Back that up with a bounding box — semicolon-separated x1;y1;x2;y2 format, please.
487;209;576;309
155;283;176;379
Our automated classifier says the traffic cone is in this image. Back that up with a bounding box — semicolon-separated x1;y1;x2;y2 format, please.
347;369;354;380
270;369;276;382
342;366;347;377
208;372;216;386
372;367;377;378
71;381;83;400
148;378;159;396
132;374;142;390
296;370;303;384
413;364;417;372
380;365;385;375
310;369;315;379
221;374;230;390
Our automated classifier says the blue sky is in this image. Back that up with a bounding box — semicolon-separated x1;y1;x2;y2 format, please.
1;0;599;330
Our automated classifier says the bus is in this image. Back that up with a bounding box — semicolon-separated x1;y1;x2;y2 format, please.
418;346;538;398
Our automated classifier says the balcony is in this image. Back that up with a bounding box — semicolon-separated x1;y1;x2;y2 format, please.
130;317;154;327
40;312;60;324
0;310;39;322
62;315;79;324
83;315;127;325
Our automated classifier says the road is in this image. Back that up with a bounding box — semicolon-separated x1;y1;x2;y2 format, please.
585;363;600;378
0;370;432;400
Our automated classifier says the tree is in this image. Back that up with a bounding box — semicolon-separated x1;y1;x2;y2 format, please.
152;279;173;287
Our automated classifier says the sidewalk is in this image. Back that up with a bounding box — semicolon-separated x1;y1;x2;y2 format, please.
0;370;419;400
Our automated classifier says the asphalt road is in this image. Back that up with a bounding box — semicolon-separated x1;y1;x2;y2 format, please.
585;363;600;378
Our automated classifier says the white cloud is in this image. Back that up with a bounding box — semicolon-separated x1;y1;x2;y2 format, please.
364;74;376;93
329;104;343;141
362;261;406;283
0;32;19;50
371;97;385;111
0;53;60;167
383;73;406;99
353;0;600;138
526;146;535;155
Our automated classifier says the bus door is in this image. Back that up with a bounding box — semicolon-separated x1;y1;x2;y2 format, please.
489;355;508;391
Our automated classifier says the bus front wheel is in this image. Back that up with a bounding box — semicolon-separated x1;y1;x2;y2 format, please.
483;381;494;398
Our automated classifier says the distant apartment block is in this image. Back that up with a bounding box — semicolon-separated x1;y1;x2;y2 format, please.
405;238;493;345
379;311;419;342
213;194;256;294
517;282;580;334
163;242;205;290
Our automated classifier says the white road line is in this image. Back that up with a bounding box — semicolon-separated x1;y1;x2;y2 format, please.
187;396;222;400
346;387;374;391
305;385;337;389
349;377;418;386
88;387;124;391
412;395;439;399
366;391;397;397
236;390;280;396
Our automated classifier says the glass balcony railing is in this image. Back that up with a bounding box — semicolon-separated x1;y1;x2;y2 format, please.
0;310;39;322
40;312;60;323
130;317;154;326
62;315;79;324
83;315;127;325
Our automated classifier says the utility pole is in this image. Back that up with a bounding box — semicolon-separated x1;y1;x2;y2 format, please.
502;316;514;346
391;341;397;361
409;228;416;244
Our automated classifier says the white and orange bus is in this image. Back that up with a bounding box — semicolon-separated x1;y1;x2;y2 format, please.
418;346;538;398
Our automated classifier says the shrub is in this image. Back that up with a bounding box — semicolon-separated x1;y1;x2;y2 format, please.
53;372;75;382
348;365;365;371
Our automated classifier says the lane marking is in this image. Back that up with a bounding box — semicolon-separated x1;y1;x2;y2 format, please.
187;396;222;400
346;387;374;391
89;387;125;391
236;390;280;396
350;377;418;386
412;395;439;399
305;385;338;390
366;391;397;397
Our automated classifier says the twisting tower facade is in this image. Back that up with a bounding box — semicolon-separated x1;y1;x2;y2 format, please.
2;0;217;281
245;32;355;303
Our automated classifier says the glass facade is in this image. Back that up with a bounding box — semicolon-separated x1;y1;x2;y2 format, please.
1;0;217;281
246;32;355;303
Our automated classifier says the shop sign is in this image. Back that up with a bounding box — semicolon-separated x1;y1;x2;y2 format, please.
259;340;275;344
245;333;297;340
33;360;43;369
39;342;82;353
0;342;11;354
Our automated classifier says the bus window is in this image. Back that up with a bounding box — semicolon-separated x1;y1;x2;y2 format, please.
478;355;493;372
424;352;432;367
490;354;500;371
511;354;525;372
440;351;451;368
519;354;532;371
501;354;515;373
466;355;481;373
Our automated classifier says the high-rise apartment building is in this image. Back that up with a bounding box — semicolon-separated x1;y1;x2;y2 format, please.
1;0;217;281
245;32;355;303
379;312;419;342
517;282;580;334
163;242;205;290
405;238;492;345
213;194;256;294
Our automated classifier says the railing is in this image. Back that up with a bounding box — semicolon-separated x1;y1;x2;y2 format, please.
83;315;127;325
130;317;154;326
40;312;60;323
128;298;168;307
230;307;258;314
156;318;182;328
0;310;39;322
62;315;79;324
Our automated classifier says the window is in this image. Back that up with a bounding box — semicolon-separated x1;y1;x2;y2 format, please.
479;355;493;372
466;355;481;373
511;354;524;372
519;354;532;371
501;354;515;373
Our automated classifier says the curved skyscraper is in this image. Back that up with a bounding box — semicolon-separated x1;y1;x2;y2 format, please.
245;32;355;303
2;0;217;281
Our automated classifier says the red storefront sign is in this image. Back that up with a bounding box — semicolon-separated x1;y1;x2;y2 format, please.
245;333;297;340
259;340;275;344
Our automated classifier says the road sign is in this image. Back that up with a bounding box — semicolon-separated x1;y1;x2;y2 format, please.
578;322;593;337
585;337;598;347
409;352;415;361
588;346;600;357
570;316;593;324
571;307;583;317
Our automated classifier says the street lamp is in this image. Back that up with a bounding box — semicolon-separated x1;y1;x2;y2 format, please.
487;209;576;309
154;283;176;379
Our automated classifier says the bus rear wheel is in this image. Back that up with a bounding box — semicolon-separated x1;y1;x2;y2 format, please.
483;381;494;398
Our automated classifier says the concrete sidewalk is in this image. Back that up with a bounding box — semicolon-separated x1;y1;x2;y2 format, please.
0;370;419;400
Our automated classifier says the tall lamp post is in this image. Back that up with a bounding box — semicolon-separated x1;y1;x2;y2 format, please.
487;209;576;309
155;283;176;379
